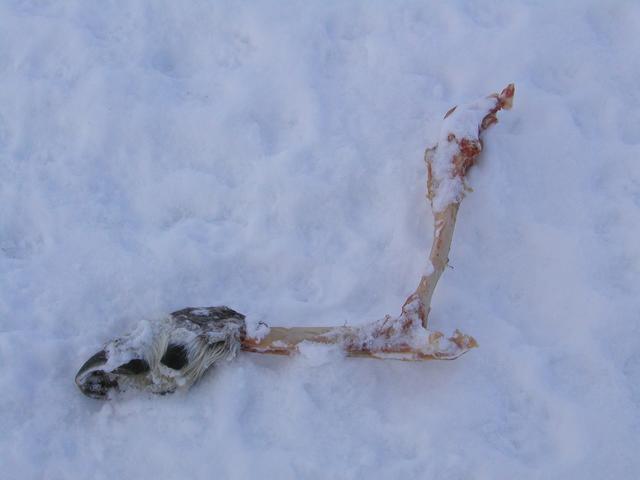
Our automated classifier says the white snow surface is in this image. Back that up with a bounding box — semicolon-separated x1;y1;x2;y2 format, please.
1;1;639;478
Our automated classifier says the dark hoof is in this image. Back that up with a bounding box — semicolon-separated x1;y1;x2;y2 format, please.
77;370;119;399
75;350;149;399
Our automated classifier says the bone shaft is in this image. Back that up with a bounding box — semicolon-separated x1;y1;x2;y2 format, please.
406;203;460;328
239;326;467;360
241;326;336;355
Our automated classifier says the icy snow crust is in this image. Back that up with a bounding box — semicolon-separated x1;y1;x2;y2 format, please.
2;1;640;479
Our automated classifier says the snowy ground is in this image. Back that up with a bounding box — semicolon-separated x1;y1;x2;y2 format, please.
1;1;639;478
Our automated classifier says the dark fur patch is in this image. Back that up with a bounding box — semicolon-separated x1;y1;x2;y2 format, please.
161;344;189;370
113;358;150;375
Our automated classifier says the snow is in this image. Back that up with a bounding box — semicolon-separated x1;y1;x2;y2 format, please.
1;1;639;478
297;341;344;367
103;319;156;371
430;95;498;212
244;316;271;342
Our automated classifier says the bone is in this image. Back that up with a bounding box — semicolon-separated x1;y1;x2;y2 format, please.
240;85;515;360
75;85;514;398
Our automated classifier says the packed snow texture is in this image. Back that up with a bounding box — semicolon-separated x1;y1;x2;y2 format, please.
1;1;639;479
